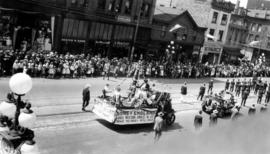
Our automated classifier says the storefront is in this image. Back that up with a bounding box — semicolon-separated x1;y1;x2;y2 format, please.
201;42;223;64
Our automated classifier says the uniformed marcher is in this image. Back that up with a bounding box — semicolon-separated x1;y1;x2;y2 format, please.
257;88;264;104
265;89;270;104
230;79;235;92
255;79;262;94
194;110;203;130
235;79;241;96
252;74;258;90
263;81;268;94
82;84;91;111
197;84;206;101
103;61;110;80
181;82;187;95
248;104;256;115
241;89;249;106
225;79;230;91
208;79;214;94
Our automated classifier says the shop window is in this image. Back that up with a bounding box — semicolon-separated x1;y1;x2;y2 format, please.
208;29;215;41
218;30;224;42
160;26;166;38
97;0;106;9
221;14;228;26
211;12;218;24
124;0;132;14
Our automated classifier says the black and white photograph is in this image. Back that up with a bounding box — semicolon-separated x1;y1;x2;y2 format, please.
0;0;270;153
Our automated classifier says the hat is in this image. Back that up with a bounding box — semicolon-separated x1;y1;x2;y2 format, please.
213;110;218;114
116;86;121;92
84;84;91;88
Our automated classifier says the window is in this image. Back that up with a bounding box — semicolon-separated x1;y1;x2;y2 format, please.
255;35;260;41
251;23;257;31
248;34;254;42
108;0;116;11
212;12;218;24
108;0;122;13
218;30;224;41
208;29;215;41
124;0;132;14
221;14;228;25
97;0;106;9
257;24;262;32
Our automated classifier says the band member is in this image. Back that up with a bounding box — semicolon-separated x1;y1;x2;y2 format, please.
230;79;235;92
236;81;241;97
197;84;206;101
265;89;270;104
82;84;91;111
241;89;249;106
225;79;230;91
257;88;264;104
208;79;214;94
181;82;187;95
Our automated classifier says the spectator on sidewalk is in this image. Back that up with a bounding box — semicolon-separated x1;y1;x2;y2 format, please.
82;84;91;111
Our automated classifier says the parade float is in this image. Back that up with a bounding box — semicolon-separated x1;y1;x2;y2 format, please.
92;89;175;126
202;90;236;118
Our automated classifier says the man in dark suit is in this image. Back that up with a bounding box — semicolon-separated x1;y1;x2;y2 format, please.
82;84;91;111
181;82;187;95
241;89;249;106
197;84;206;101
225;79;230;91
194;110;203;130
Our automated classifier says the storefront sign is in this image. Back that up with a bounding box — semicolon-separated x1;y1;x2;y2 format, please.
117;15;131;23
115;109;157;125
204;47;221;54
61;38;85;43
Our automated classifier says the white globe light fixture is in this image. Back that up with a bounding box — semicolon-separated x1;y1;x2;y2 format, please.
9;73;32;95
0;101;16;118
170;41;174;45
18;111;36;129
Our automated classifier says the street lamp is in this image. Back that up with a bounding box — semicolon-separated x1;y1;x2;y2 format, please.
0;73;37;153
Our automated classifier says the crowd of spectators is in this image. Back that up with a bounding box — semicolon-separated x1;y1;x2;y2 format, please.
1;49;270;79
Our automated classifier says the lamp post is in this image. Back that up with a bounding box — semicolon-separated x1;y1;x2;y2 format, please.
0;73;37;153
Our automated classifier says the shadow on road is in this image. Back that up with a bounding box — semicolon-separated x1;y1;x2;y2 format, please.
96;119;184;134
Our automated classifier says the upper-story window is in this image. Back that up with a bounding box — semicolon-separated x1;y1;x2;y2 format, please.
141;1;151;17
208;29;215;41
124;0;132;14
221;14;228;26
218;30;224;42
212;12;218;24
97;0;106;9
251;23;257;31
108;0;122;13
257;24;262;32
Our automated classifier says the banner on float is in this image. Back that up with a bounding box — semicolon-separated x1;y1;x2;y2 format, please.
92;99;157;125
114;108;157;125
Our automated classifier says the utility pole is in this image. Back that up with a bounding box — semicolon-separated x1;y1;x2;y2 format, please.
130;1;142;61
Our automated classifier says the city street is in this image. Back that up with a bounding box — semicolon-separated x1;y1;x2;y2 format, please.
1;77;270;154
